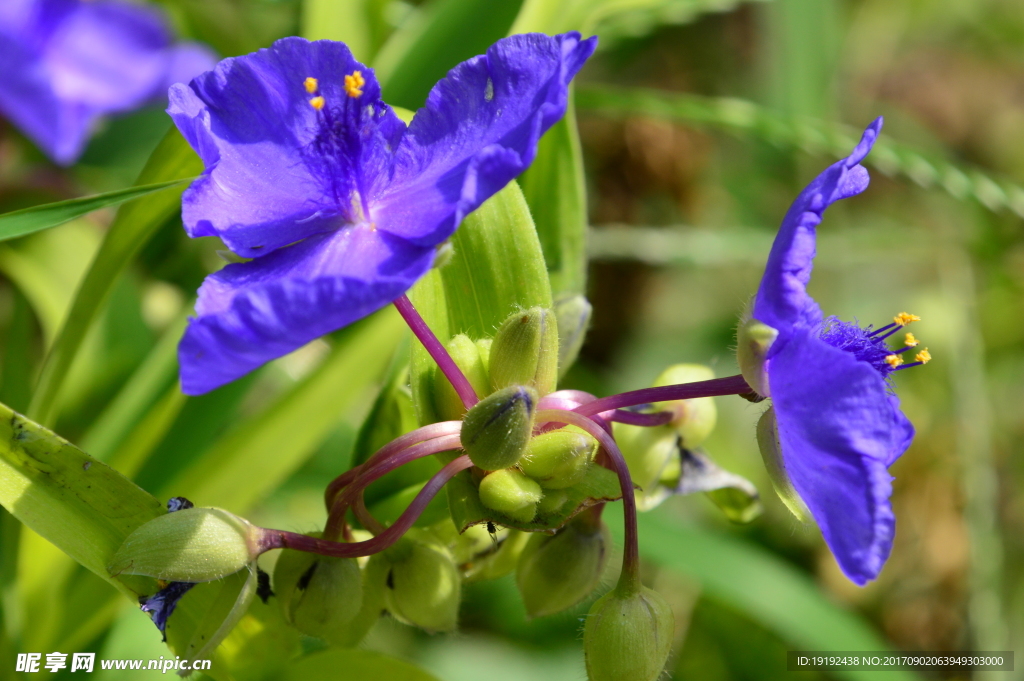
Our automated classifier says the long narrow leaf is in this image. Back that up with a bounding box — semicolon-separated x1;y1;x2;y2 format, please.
27;128;201;427
0;178;191;243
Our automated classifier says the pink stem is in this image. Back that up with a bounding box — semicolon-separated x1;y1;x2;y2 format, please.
393;294;479;410
604;409;674;427
261;456;474;558
324;420;462;509
536;408;642;594
324;432;463;539
574;374;751;416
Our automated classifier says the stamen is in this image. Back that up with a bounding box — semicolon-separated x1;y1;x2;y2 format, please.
303;77;319;94
869;323;896;337
309;96;325;110
885;354;904;369
344;71;365;98
904;332;919;347
894;312;921;327
915;348;931;364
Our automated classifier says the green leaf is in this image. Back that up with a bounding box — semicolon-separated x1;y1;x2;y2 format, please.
0;179;191;244
374;0;525;109
283;648;442;681
28;128;201;427
163;308;405;514
612;507;920;681
0;401;163;599
575;84;1024;219
518;105;589;297
407;181;552;424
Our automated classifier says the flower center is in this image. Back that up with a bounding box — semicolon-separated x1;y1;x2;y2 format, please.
820;311;931;377
301;74;370;223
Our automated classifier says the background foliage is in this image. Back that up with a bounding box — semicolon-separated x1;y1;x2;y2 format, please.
1;0;1021;679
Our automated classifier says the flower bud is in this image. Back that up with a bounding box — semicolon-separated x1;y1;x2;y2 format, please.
536;488;569;515
652;364;718;448
489;307;559;395
516;514;609;617
584;586;674;681
756;407;810;522
432;334;491;421
554;294;592;378
478;469;543;523
461;385;537;470
273;548;363;643
519;428;596;489
614;422;678;496
737;317;778;398
108;507;259;582
380;534;461;632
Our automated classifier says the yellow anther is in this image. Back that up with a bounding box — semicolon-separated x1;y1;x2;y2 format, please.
344;71;365;98
885;354;904;369
915;348;931;364
304;77;319;94
309;96;325;111
904;332;919;347
894;312;921;326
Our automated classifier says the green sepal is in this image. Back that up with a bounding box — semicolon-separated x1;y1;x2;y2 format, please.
583;585;674;681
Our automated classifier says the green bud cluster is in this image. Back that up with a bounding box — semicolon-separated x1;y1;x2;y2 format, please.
583;586;674;681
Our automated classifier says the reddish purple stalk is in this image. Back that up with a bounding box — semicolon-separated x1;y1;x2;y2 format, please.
536;408;642;594
324;420;462;509
574;374;751;417
393;294;479;410
324;432;463;539
261;455;474;558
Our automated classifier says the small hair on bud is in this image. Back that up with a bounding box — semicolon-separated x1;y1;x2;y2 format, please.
461;385;537;470
736;317;778;398
380;534;461;632
584;586;674;681
478;469;543;523
489;307;559;396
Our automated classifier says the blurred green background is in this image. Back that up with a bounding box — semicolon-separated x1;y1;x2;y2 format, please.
1;0;1022;679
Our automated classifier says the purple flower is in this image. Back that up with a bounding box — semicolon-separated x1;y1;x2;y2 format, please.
140;581;196;641
0;0;215;164
169;34;597;395
745;118;920;585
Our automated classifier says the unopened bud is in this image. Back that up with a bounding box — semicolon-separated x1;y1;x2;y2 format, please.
756;407;810;522
652;364;718;448
478;469;543;523
614;422;678;495
737;317;778;398
380;534;461;632
433;334;491;421
536;488;569;515
516;514;609;617
108;507;258;582
554;294;592;378
519;428;596;489
461;385;537;470
489;307;559;395
584;586;674;681
273;547;363;642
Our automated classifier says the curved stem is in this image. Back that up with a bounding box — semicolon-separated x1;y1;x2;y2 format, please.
324;432;463;539
323;420;462;510
393;294;478;410
261;456;474;558
574;374;751;417
536;409;642;595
